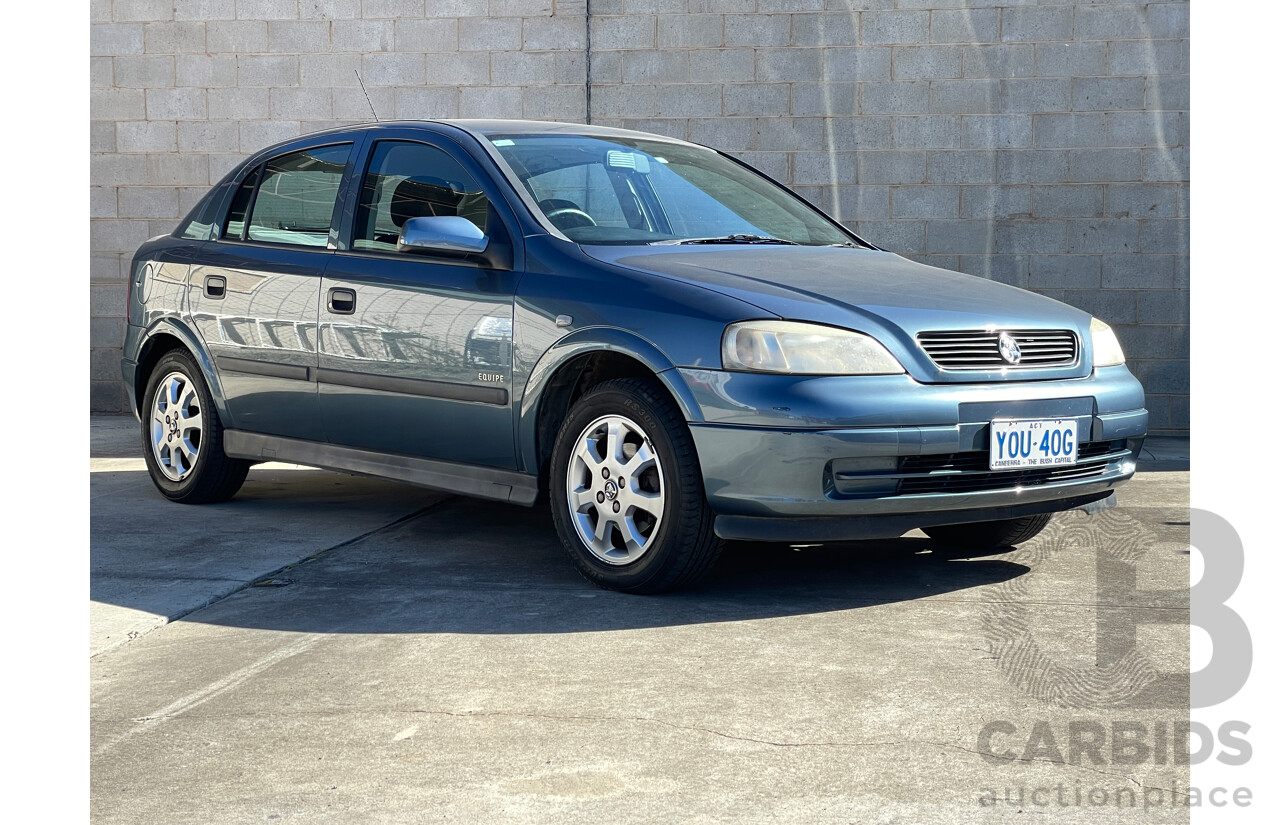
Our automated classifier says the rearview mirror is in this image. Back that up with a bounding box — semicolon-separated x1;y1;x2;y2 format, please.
398;216;489;256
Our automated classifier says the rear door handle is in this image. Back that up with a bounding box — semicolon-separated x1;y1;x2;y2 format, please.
204;275;226;299
327;287;356;315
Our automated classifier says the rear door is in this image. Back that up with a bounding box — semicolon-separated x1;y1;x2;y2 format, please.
188;141;355;440
317;132;522;468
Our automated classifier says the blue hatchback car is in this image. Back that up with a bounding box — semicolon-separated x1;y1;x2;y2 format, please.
122;120;1147;593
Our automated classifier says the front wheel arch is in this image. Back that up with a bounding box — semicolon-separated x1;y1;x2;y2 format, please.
519;329;705;482
529;349;699;496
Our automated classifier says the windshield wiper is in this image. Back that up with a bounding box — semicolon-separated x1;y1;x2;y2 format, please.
668;234;800;246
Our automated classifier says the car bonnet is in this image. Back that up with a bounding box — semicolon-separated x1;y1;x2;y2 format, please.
583;244;1096;380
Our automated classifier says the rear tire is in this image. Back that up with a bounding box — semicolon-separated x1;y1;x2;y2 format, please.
141;350;249;504
549;377;722;593
923;513;1053;550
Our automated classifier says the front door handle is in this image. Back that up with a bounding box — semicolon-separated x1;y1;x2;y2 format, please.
327;287;356;315
204;275;226;299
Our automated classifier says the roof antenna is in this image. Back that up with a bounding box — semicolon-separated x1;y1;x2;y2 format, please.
354;70;380;123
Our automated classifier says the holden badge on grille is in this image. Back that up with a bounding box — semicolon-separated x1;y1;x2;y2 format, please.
998;332;1022;365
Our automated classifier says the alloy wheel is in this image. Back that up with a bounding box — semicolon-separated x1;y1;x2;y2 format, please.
150;370;203;482
565;414;666;565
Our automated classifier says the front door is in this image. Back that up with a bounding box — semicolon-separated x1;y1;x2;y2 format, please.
318;137;520;468
188;142;354;441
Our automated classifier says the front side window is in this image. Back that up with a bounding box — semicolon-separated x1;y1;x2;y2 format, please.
353;141;492;252
223;144;351;247
487;134;855;246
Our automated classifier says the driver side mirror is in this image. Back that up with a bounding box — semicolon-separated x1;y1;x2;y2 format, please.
397;216;489;257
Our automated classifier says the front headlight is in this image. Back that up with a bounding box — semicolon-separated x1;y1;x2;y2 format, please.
1090;317;1126;367
722;320;904;375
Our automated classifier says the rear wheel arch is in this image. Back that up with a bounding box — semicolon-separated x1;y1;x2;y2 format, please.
133;322;231;427
134;333;188;414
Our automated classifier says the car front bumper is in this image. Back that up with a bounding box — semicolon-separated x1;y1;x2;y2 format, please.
678;365;1147;542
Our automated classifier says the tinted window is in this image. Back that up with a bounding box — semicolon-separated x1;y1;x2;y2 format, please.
241;144;351;247
222;167;259;240
354;141;491;252
177;178;233;241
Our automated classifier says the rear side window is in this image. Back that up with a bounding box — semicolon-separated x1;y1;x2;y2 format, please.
176;178;233;241
223;144;352;247
353;141;491;252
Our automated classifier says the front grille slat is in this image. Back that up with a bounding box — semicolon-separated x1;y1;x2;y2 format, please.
831;441;1131;498
899;440;1118;473
899;462;1109;494
917;329;1079;370
934;356;1012;363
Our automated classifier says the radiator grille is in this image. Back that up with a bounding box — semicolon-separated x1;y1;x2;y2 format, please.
917;329;1078;370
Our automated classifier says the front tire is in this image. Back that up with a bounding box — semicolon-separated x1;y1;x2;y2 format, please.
141;350;249;504
923;513;1053;550
549;377;722;593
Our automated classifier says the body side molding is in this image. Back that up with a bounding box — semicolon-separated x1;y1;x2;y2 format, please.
216;356;312;382
316;367;509;405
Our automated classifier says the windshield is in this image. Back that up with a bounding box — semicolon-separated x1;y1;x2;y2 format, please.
485;133;858;247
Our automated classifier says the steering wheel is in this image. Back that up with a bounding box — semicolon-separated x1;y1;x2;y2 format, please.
544;207;597;229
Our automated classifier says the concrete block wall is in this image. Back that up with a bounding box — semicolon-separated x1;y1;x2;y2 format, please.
589;0;1189;432
91;0;1189;433
90;0;588;412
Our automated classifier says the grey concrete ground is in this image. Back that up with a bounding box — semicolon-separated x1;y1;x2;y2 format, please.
91;416;1190;823
90;416;442;657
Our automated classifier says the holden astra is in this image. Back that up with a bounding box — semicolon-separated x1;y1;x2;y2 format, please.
121;120;1147;593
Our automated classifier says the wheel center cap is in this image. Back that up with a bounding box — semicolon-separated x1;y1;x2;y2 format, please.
603;480;618;500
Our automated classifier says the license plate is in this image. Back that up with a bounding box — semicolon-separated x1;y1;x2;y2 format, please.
989;419;1078;470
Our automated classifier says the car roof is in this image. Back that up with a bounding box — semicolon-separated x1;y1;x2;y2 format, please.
295;119;700;148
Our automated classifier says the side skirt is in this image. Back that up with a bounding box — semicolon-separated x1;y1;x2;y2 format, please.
224;430;539;506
